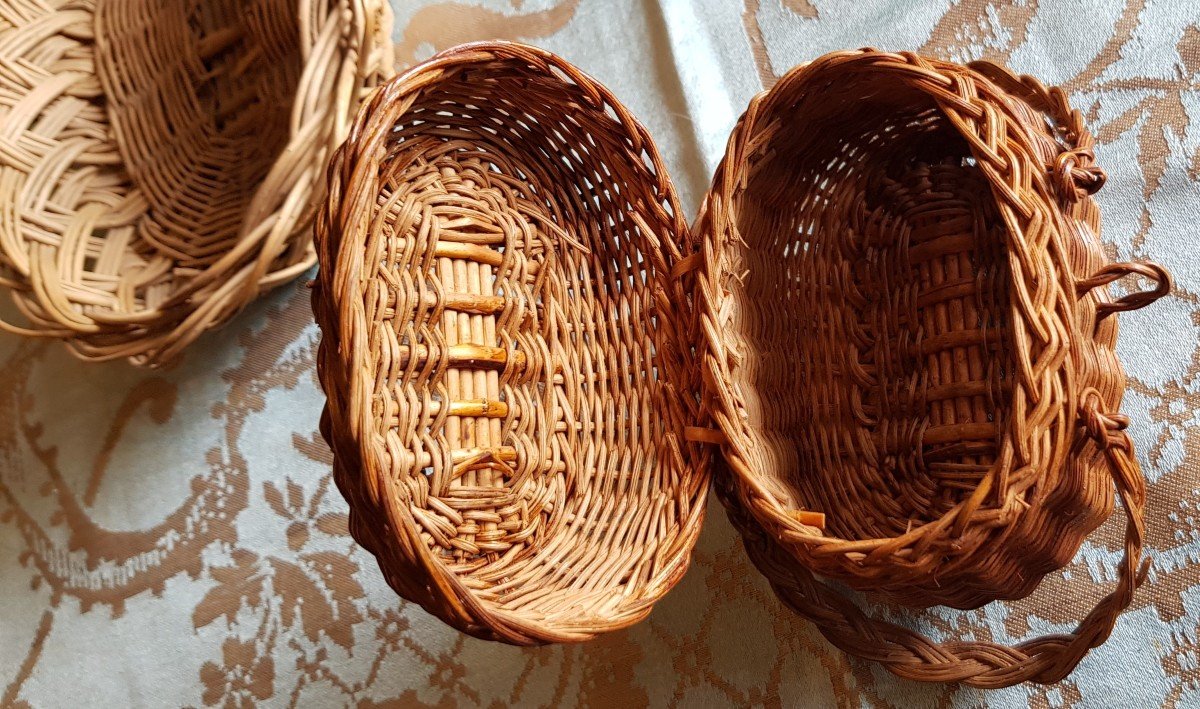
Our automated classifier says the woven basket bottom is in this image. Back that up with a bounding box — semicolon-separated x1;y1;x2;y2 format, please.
99;0;304;269
363;144;697;623
733;146;1013;545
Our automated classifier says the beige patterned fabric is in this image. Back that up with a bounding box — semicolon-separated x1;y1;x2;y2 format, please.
1;1;1197;706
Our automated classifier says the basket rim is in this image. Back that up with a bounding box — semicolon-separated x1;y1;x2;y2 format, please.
314;40;707;644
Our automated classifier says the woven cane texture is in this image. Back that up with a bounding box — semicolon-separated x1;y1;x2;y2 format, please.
313;41;710;645
0;0;393;365
696;49;1171;686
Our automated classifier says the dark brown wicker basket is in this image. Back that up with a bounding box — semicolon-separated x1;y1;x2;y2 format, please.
312;41;711;645
695;48;1170;687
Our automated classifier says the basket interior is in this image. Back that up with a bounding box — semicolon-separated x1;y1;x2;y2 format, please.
726;73;1015;543
357;61;700;626
96;0;304;268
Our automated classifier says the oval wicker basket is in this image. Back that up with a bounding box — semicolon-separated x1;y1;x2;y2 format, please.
696;49;1171;687
313;42;711;644
0;0;393;365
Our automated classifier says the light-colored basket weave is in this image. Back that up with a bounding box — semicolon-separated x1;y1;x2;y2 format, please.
0;0;393;365
696;49;1170;687
313;42;712;644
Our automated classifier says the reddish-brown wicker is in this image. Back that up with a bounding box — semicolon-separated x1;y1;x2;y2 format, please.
312;41;711;644
695;49;1171;687
0;0;393;365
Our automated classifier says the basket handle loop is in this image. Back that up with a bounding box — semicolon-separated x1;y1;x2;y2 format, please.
741;391;1149;688
1077;260;1172;321
967;60;1104;201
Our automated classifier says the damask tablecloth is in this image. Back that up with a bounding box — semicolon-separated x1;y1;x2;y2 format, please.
3;1;1200;707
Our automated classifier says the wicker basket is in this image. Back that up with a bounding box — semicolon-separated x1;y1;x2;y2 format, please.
312;42;712;644
695;49;1171;686
0;0;393;365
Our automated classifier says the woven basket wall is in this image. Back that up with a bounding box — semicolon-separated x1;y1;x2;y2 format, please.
695;49;1171;687
312;42;712;644
0;0;394;365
